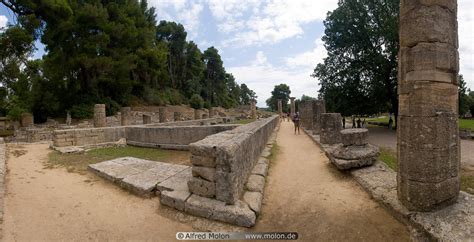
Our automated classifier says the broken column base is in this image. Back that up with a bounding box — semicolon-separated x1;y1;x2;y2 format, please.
327;144;379;170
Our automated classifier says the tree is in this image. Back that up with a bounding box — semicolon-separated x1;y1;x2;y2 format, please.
239;83;256;105
202;47;226;107
266;84;291;112
313;0;399;119
459;75;471;116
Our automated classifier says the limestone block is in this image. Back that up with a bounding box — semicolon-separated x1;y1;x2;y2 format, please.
243;191;263;215
187;177;216;198
121;107;131;126
184;195;256;227
143;114;152;124
245;175;265;193
320;113;342;144
20;113;34;127
190;155;216;168
340;129;368;146
251;163;268;177
398;82;457;116
401;42;458;74
161;190;191;211
192;166;216;182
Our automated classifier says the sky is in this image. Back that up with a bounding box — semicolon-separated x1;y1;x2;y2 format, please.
1;0;473;107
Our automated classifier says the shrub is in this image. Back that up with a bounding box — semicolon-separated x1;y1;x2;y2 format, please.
189;94;204;109
70;104;93;119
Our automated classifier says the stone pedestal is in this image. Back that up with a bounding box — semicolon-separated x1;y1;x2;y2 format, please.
312;100;326;134
174;112;182;122
158;108;166;123
20;113;34;127
121;107;131;126
208;108;214;118
143;115;152;124
194;109;200;120
320;113;342;144
93;104;106;127
66;112;72;126
250;99;257;119
290;97;296;116
397;0;460;211
277;100;283;116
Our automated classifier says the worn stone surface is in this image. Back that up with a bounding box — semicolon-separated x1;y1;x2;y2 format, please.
290;97;296;116
88;157;189;197
185;195;256;227
312;100;326;134
187;177;216;198
157;167;192;192
245;175;265;193
192;166;216;182
398;0;460;211
93;104;106;127
277;99;283;116
250;99;257;119
341;128;368;146
320;113;342;144
142;114;152;124
20;113;34;127
52;146;85;154
328;143;379;170
243;191;263;215
121;107;131;126
251;163;268;177
189;116;278;204
158;108;166;123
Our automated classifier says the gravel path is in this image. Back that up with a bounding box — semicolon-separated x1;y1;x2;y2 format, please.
252;121;409;241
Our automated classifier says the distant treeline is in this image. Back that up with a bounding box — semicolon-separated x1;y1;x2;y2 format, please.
0;0;256;122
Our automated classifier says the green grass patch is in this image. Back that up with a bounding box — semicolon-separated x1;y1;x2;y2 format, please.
378;148;398;171
366;116;390;124
230;119;255;125
47;146;188;174
460;119;474;132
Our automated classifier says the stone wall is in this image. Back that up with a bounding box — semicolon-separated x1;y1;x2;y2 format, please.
126;125;238;149
53;127;126;147
188;115;279;204
299;100;326;133
52;118;227;147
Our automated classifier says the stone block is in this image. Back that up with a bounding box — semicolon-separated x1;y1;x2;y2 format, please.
320;113;342;144
185;195;256;227
245;175;265;193
397;175;460;212
192;166;216;182
340;128;368;146
157;167;192;192
401;42;458;74
243;191;263;215
190;155;216;167
251;163;268;177
187;177;216;198
160;190;191;211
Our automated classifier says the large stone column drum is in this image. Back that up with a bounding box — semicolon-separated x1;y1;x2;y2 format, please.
251;99;257;119
121;107;131;126
158;108;166;123
290;97;296;116
277;99;283;117
320;113;342;144
93;104;106;127
397;0;460;211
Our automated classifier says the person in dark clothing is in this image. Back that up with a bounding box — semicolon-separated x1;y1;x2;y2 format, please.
352;116;356;128
342;117;346;129
357;118;362;128
293;112;301;134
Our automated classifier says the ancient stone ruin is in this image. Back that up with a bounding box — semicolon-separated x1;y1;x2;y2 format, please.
299;100;326;134
320;113;342;144
121;107;131;126
398;0;460;211
290;97;296;116
93;104;107;128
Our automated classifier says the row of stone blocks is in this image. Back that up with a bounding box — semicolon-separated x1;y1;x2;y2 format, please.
319;113;379;170
160;125;279;227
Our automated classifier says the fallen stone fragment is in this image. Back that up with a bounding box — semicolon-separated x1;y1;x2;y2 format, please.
161;190;192;211
243;191;263;215
251;163;268;177
245;175;265;193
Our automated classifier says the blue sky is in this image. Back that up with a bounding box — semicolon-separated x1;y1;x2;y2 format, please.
1;0;473;107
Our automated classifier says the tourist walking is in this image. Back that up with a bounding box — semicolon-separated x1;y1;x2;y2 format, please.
357;118;362;128
342;117;346;129
352;116;356;128
292;112;301;135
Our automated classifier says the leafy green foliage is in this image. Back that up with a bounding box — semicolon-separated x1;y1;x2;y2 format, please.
69;104;93;119
266;84;291;112
189;94;204;109
459;75;471;116
0;0;256;121
313;0;399;117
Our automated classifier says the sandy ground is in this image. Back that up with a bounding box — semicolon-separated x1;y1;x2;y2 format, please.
3;122;409;241
367;126;474;169
251;121;409;241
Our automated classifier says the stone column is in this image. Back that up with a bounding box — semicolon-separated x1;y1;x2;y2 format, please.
194;109;200;120
209;108;214;118
143;114;152;124
66;112;72;126
20;113;34;127
320;113;342;144
250;99;257;119
277;99;283;116
290;97;296;116
312;100;326;134
158;107;166;123
174;112;182;122
120;107;131;126
397;0;459;211
93;104;106;127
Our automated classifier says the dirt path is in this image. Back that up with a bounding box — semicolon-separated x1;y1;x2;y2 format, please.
3;143;193;241
252;121;409;241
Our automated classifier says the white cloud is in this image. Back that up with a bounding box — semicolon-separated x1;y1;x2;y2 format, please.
285;37;327;69
149;0;203;38
459;0;474;90
0;15;7;29
229;50;319;107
